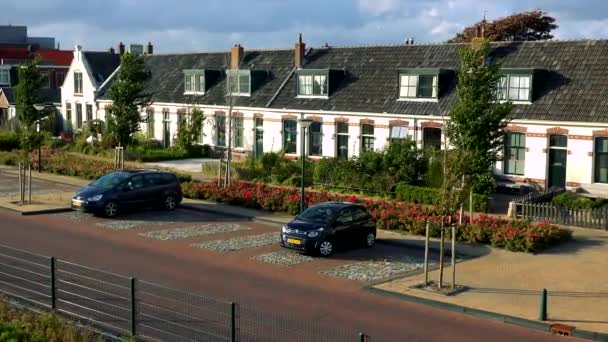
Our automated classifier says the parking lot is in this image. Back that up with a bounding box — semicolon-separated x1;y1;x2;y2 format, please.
44;207;437;285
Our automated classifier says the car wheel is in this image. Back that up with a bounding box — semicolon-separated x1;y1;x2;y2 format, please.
164;195;177;211
104;201;118;218
318;240;334;257
365;232;376;248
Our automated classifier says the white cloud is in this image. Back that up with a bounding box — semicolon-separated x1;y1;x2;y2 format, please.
357;0;400;16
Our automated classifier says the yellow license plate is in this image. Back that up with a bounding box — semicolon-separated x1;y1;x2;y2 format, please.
72;200;82;207
287;238;301;245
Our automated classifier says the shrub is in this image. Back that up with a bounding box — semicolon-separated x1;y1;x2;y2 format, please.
0;130;20;151
395;183;489;212
552;191;608;209
0;151;22;166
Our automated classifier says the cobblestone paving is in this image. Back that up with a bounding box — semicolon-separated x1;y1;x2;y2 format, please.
191;232;280;252
252;250;316;266
321;255;436;282
140;224;251;240
54;211;89;222
95;220;151;230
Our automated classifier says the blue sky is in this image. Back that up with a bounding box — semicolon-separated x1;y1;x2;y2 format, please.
3;0;608;53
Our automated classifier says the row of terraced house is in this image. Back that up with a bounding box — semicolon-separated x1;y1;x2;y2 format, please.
5;34;608;197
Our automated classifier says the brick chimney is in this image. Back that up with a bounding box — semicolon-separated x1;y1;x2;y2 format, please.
295;34;305;68
145;41;153;55
230;44;243;70
118;42;125;55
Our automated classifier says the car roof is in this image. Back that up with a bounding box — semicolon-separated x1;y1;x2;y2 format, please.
115;169;173;174
311;202;365;209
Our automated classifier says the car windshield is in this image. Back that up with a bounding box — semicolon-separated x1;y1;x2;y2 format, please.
90;172;130;190
296;206;336;223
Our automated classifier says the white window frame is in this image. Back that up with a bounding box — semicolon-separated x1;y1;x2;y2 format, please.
0;67;10;86
297;74;328;98
360;123;375;152
399;74;437;100
184;71;205;95
389;125;408;142
74;71;83;95
226;69;251;97
497;74;532;102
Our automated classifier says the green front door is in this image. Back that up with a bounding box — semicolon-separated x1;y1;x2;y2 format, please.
255;118;263;158
547;134;567;189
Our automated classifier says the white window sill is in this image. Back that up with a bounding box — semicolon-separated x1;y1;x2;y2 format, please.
184;91;205;95
228;93;251;97
396;98;438;103
296;95;329;99
499;100;532;105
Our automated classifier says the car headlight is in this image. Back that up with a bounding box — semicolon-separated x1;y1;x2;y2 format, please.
307;231;319;238
87;194;103;201
281;226;287;233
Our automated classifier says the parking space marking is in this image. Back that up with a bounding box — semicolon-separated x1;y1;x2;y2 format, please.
252;250;317;267
320;255;434;282
191;232;279;252
140;224;251;240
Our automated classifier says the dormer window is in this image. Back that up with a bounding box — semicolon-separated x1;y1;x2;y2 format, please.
226;69;251;96
297;70;329;98
184;69;205;95
0;68;10;86
399;69;438;100
497;69;535;103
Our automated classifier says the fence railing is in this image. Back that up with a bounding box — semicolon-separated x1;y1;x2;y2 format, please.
514;186;565;204
0;244;390;342
512;202;608;230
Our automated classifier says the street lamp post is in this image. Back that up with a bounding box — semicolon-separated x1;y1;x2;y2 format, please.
298;115;313;213
33;104;52;173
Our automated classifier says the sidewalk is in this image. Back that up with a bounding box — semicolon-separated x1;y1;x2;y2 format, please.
374;226;608;336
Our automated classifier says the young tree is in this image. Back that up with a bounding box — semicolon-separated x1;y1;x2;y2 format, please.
449;10;557;43
175;107;205;151
435;38;513;289
223;53;244;186
15;60;44;152
106;52;151;147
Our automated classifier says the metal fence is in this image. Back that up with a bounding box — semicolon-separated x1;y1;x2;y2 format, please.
0;244;391;341
512;202;608;230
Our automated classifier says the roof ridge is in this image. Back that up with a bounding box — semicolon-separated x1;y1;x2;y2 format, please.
149;48;292;57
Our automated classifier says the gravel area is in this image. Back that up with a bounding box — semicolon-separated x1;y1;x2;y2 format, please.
321;255;436;282
252;250;316;266
140;224;250;240
95;220;151;230
54;211;89;222
191;232;279;252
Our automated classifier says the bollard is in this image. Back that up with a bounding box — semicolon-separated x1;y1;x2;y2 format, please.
539;288;547;321
359;332;366;342
230;302;236;342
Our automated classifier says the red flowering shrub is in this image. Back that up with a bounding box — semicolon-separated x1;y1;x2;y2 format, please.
182;181;572;253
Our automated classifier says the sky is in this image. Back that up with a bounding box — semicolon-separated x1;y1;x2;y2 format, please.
2;0;608;53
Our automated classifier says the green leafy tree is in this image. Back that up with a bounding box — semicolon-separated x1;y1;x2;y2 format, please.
15;60;44;152
449;10;557;43
175;107;205;151
106;52;151;147
446;39;513;186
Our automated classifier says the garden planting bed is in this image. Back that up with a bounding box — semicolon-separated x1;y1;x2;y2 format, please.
182;181;572;253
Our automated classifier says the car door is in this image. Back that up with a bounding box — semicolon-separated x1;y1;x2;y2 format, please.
143;173;164;203
334;208;355;246
119;174;147;207
352;207;369;240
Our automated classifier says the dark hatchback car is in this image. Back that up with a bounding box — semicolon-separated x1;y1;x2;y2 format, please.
71;170;182;217
280;202;376;257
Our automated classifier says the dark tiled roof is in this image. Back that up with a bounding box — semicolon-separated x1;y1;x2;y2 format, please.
83;51;120;86
270;40;608;123
100;49;296;108
1;87;60;104
104;40;608;124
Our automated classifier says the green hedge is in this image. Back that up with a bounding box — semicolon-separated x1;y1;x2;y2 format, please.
395;183;489;212
0;130;20;152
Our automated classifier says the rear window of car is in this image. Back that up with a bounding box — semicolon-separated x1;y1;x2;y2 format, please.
353;207;369;221
161;173;177;184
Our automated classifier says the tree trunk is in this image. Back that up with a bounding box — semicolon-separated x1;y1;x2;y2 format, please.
438;216;444;289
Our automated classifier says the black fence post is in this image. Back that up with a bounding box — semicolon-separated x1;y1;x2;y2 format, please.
130;277;136;337
49;257;56;309
230;302;236;342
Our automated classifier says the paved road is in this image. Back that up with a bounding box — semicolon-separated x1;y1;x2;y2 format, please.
0;208;568;342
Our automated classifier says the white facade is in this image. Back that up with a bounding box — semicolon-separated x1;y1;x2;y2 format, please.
60;45;115;132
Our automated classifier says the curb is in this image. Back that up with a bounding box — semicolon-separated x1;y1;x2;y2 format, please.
365;287;608;341
20;208;73;216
